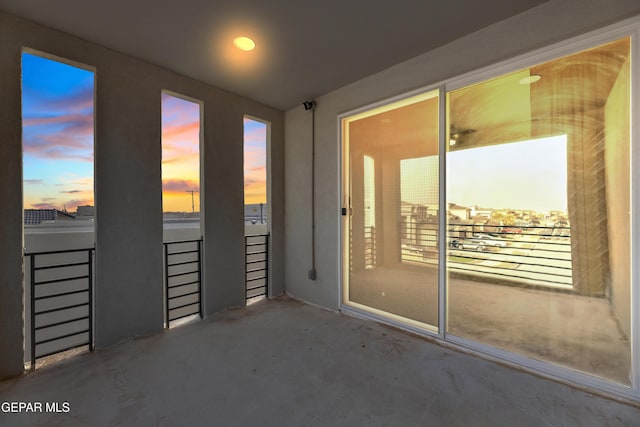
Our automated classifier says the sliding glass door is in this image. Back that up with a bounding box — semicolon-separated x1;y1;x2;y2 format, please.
342;35;632;387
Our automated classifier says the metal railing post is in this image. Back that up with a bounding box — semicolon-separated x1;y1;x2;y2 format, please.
30;254;36;370
164;243;169;328
197;239;203;318
88;249;94;351
244;236;249;301
265;234;269;298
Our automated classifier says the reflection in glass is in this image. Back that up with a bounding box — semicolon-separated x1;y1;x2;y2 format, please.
446;38;631;384
344;90;440;328
364;155;376;268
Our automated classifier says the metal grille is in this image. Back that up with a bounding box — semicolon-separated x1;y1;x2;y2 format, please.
245;234;269;300
399;223;573;287
164;239;203;327
27;248;94;369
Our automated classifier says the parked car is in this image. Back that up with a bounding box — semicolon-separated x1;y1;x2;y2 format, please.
402;244;424;255
448;239;462;249
459;239;487;251
472;234;507;248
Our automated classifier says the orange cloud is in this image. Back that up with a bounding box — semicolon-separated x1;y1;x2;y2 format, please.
23;113;94;162
162;122;200;140
31;202;58;210
23;113;92;128
29;197;93;212
162;178;199;194
161;94;201;213
64;199;94;211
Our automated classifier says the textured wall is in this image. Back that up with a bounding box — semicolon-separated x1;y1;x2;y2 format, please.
0;14;25;379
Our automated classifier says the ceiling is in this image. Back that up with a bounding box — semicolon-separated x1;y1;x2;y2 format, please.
347;37;630;159
0;0;547;111
350;96;439;160
449;37;630;150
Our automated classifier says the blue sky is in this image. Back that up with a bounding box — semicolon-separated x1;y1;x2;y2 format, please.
22;52;94;211
22;52;268;213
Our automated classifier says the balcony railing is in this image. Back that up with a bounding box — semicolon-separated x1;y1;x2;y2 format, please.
24;234;265;367
26;248;94;369
246;234;269;300
364;226;376;268
399;224;572;288
164;239;203;327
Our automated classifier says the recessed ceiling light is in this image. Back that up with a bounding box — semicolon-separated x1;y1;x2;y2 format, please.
519;74;541;85
233;36;255;51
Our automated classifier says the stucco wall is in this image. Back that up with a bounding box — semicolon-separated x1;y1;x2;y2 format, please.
0;10;283;378
283;0;640;310
0;15;25;379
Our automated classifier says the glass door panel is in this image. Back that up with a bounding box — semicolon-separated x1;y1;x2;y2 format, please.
446;37;632;385
343;90;440;329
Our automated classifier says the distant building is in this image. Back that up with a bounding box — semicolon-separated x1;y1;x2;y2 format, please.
163;211;200;219
471;205;493;218
400;202;438;251
245;203;267;224
76;205;95;218
24;209;75;225
448;203;471;221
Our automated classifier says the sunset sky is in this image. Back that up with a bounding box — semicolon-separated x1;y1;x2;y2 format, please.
161;93;201;213
22;52;95;211
22;53;268;214
161;100;268;211
244;117;267;205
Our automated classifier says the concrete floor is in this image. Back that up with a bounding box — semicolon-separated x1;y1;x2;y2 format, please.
1;297;639;426
351;265;631;384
